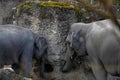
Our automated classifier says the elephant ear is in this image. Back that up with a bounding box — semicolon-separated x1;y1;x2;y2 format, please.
71;31;81;49
72;30;87;56
36;37;47;50
78;31;87;56
76;30;85;43
35;36;47;58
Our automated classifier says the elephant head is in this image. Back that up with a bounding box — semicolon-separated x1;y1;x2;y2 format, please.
62;28;88;72
34;36;48;60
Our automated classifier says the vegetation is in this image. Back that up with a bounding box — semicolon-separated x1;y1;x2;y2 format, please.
38;1;73;9
16;1;82;21
38;1;82;21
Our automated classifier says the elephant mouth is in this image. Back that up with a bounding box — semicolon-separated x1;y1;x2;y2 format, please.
61;60;72;73
61;58;82;73
73;50;88;64
69;51;82;64
61;54;83;73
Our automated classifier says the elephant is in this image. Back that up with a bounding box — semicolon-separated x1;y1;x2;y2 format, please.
0;24;47;78
62;19;120;80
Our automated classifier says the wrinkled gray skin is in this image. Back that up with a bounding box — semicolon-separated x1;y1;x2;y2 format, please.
62;19;120;80
0;25;47;78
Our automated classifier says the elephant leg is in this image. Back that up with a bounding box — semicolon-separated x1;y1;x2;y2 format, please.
40;59;45;78
20;43;33;78
87;39;107;80
89;50;107;80
90;59;107;80
20;60;32;78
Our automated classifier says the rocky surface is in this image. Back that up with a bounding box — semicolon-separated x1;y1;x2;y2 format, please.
0;0;26;24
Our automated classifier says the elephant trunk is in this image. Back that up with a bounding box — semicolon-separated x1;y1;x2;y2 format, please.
62;43;74;73
62;58;73;72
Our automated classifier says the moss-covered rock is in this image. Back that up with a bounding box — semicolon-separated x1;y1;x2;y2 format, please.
16;1;82;21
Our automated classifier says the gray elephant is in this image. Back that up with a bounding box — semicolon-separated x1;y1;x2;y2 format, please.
0;25;47;78
62;19;120;80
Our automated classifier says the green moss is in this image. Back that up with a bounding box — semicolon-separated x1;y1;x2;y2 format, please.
16;2;33;16
16;1;82;21
38;1;82;21
72;6;82;21
22;4;32;9
38;1;74;9
19;3;32;9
